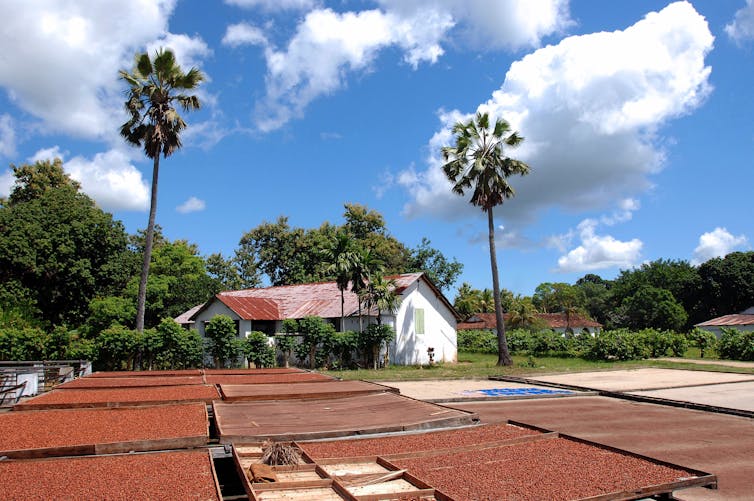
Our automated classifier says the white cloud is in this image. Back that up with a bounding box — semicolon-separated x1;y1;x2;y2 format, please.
555;219;643;273
377;0;571;50
692;227;748;264
176;196;206;214
146;33;212;70
63;149;149;211
0;0;179;140
28;145;66;164
726;0;754;44
0;114;16;158
232;1;568;131
224;0;318;11
0;170;14;198
401;2;713;229
223;23;269;47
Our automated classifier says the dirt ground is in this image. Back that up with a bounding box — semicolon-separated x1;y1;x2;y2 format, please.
451;396;754;501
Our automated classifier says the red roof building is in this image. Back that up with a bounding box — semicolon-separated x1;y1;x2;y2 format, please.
695;307;754;337
458;312;602;334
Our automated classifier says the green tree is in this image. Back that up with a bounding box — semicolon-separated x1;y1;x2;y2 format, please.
324;232;359;331
622;286;688;332
95;325;140;370
359;324;395;369
120;48;204;332
204;315;242;368
688;328;717;358
126;239;215;327
442;112;530;366
0;327;49;361
0;159;130;326
364;275;400;326
86;296;136;334
142;318;203;369
406;238;463;292
696;252;754;322
244;331;276;368
453;282;480;318
575;274;612;326
296;316;336;369
206;252;247;291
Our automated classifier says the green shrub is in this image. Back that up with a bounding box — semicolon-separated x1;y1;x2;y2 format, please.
359;324;396;369
205;315;243;368
331;330;358;369
245;331;276;368
718;327;754;361
457;329;497;354
688;328;717;358
295;316;336;368
585;329;648;361
0;327;49;360
95;324;140;370
275;334;297;368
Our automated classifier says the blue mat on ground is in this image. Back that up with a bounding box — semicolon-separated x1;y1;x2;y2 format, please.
476;387;573;396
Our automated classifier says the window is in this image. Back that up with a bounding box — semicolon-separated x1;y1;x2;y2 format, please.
415;308;425;335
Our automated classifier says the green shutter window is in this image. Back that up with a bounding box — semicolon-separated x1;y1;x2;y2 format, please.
415;308;425;335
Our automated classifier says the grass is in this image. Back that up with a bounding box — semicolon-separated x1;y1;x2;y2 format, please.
321;351;754;381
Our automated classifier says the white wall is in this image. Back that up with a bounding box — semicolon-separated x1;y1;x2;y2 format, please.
391;278;457;365
698;325;754;339
192;300;240;338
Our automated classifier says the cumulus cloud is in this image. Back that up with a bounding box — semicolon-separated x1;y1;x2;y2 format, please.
176;196;206;214
226;0;568;131
377;0;571;50
692;227;749;264
400;2;714;231
0;114;16;158
555;219;643;273
223;23;269;47
146;33;212;70
64;150;149;211
0;170;14;198
725;0;754;44
0;0;179;140
28;145;66;164
224;0;319;11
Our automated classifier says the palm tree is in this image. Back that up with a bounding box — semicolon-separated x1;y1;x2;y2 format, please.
351;247;383;332
325;232;359;331
365;275;399;326
442;112;530;366
120;48;204;332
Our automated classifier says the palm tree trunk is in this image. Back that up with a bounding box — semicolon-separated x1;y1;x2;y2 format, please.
340;290;345;332
135;155;160;333
488;207;513;366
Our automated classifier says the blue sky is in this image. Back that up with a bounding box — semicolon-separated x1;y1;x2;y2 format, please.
0;0;752;297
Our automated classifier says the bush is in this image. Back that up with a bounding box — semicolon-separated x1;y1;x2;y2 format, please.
205;315;243;368
688;328;718;358
142;318;203;370
331;330;358;369
275;334;297;368
457;329;497;354
95;324;140;370
718;327;754;361
585;329;648;361
359;324;395;369
635;329;687;358
245;331;276;368
296;316;336;369
0;327;49;360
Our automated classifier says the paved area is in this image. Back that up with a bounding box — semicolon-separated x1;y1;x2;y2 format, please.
451;396;754;501
656;357;754;369
529;368;754;392
377;379;582;401
631;380;754;412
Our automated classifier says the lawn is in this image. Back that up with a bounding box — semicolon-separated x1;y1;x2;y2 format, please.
322;351;754;381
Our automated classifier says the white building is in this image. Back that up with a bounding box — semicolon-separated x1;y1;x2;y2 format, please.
176;273;458;365
695;307;754;338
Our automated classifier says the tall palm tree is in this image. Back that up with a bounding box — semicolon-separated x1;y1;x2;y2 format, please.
351;247;383;332
442;112;530;366
365;275;399;326
120;49;203;332
325;232;358;331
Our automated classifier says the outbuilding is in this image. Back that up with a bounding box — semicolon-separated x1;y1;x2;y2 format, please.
176;272;458;365
694;307;754;338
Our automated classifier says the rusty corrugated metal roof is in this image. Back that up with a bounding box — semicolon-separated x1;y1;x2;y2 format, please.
175;304;203;324
193;273;426;321
695;314;754;327
458;312;602;330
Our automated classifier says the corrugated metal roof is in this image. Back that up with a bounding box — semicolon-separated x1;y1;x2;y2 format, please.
695;314;754;327
174;304;203;324
192;273;427;321
458;312;602;330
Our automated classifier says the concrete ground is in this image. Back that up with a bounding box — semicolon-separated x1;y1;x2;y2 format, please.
376;379;586;401
656;357;754;369
450;396;754;501
631;380;754;412
529;367;754;392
